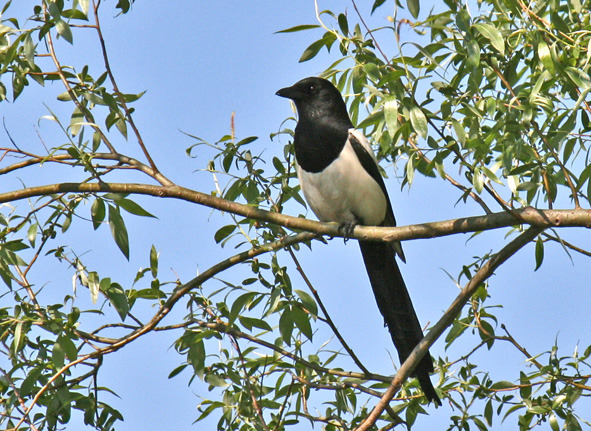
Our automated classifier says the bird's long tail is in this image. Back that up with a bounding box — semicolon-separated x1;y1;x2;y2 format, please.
358;240;441;406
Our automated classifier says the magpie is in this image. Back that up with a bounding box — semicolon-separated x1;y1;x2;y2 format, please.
276;76;441;405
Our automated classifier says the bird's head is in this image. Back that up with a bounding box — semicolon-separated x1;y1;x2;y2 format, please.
276;77;351;125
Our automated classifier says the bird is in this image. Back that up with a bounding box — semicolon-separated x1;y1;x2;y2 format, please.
276;76;441;406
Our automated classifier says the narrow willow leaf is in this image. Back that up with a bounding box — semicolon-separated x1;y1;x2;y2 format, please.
465;38;480;68
58;334;78;361
279;309;293;346
474;22;504;55
371;0;387;13
275;24;320;34
105;282;129;321
88;271;100;303
451;118;466;144
537;40;555;74
108;205;130;260
405;153;415;186
407;0;420;18
534;236;544;271
383;97;398;139
150;245;158;278
91;198;105;230
409;105;428;138
27;223;37;247
55;19;73;44
473;167;484;193
117;198;156;218
565;67;591;91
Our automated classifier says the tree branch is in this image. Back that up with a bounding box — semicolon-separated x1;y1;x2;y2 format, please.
12;231;317;430
356;226;544;430
0;182;589;242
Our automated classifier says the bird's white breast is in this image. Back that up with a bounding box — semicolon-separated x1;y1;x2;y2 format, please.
297;129;387;226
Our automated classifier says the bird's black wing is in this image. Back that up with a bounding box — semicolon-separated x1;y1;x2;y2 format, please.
348;132;404;261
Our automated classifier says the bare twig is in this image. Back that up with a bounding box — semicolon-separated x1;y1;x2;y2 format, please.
92;2;164;178
287;248;371;374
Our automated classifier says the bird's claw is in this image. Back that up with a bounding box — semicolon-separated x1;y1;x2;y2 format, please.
339;221;357;242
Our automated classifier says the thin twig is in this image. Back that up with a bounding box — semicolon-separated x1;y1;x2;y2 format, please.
287;248;371;374
92;1;164;178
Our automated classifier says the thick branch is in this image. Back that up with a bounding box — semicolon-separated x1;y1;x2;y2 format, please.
0;182;589;241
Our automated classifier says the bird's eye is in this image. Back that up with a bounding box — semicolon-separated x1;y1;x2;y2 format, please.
308;84;315;92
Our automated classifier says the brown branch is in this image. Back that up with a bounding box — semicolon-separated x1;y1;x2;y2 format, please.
542;231;591;257
193;320;390;383
12;231;317;430
356;226;544;431
0;182;590;242
0;150;163;182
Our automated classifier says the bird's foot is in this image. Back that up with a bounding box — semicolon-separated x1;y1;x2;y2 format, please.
339;221;357;243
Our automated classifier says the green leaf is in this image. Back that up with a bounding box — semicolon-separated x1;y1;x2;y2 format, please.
204;373;229;388
279;308;293;345
473;167;484;193
299;32;336;62
88;271;100;303
407;0;420;18
299;38;327;62
566;67;591;91
57;334;78;361
214;224;236;244
474;23;504;55
55;18;73;44
534;236;544;271
295;289;318;317
168;364;188;379
108;205;130;259
337;13;348;35
549;413;559;431
409;105;428;138
275;24;320;34
405;153;415;186
105;282;129;321
490;380;515;390
239;316;272;332
150;245;158;278
371;0;387;13
230;292;256;320
117;198;156;218
291;305;313;340
384;97;399;139
451;118;466;144
188;339;205;373
27;223;37;247
52;339;65;368
537;40;555;74
91;198;105;230
465;38;480;68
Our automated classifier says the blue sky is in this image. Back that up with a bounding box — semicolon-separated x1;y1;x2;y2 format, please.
2;1;591;430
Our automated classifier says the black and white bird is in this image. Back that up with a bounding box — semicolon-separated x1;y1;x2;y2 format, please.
276;76;441;405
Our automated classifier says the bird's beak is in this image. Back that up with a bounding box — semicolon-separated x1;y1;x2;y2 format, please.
276;85;300;100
